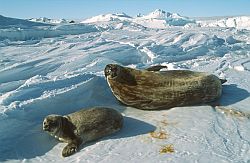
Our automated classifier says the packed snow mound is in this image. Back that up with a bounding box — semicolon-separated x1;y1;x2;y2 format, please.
82;13;132;23
0;15;50;28
199;16;250;30
28;17;69;24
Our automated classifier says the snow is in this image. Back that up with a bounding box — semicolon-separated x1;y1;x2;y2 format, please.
28;17;69;24
198;16;250;30
82;9;195;29
82;13;132;23
138;9;195;27
0;15;50;28
0;9;250;163
0;16;98;41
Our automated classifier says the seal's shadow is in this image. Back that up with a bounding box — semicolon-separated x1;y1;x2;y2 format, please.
110;116;156;139
3;116;155;161
220;84;250;105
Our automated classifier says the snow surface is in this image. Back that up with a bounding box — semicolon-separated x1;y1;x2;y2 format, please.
0;10;250;162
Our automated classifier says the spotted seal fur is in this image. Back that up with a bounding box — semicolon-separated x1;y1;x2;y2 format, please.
43;107;123;157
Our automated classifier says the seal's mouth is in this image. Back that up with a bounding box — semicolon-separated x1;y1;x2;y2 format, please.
43;126;50;132
104;64;118;78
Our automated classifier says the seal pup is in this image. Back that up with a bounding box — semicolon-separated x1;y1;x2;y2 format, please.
43;107;123;157
104;64;226;110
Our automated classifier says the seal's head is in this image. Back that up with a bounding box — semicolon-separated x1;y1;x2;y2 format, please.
43;115;62;135
105;64;137;86
104;64;121;79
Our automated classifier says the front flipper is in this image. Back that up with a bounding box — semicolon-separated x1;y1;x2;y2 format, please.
62;138;82;157
62;143;78;157
146;65;168;72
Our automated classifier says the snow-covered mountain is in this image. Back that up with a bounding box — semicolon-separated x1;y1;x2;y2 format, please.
82;9;195;28
82;9;250;30
28;17;69;24
82;13;132;23
137;9;195;27
1;10;250;42
0;9;250;163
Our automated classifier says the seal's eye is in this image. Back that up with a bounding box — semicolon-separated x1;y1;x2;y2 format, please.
108;68;112;73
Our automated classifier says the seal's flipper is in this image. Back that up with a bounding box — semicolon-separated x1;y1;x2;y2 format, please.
146;65;168;72
62;141;80;157
220;79;227;84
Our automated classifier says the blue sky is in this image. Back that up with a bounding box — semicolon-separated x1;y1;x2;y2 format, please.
1;0;250;19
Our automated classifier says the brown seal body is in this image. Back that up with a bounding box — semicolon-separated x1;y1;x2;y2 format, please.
43;107;123;157
104;64;224;110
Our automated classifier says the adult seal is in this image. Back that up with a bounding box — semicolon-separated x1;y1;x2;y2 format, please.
43;107;123;157
104;64;226;110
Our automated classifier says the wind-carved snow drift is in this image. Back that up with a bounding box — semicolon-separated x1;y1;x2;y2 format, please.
0;15;98;41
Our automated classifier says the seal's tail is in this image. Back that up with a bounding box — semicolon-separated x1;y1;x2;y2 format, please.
220;79;227;84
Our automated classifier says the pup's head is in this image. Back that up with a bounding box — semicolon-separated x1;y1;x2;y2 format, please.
43;115;62;135
104;64;121;79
